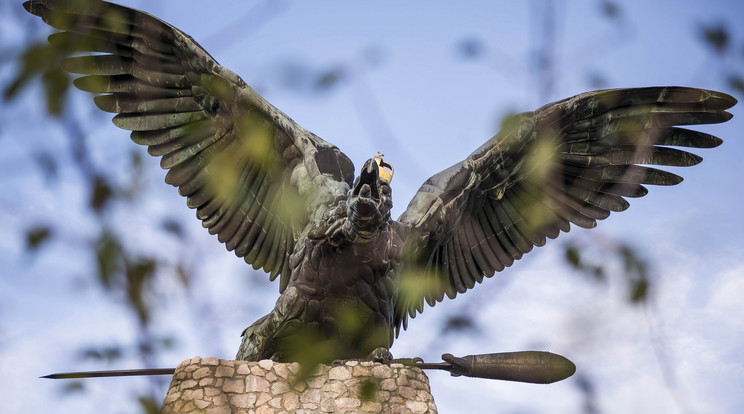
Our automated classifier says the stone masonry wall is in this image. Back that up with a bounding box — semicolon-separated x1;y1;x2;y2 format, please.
161;357;438;414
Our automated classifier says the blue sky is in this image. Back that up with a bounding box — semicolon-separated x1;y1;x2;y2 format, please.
1;0;743;413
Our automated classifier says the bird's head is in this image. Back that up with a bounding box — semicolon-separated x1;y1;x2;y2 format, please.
346;153;394;240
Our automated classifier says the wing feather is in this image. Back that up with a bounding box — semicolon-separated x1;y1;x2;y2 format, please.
444;242;464;294
95;95;201;115
475;210;508;271
468;213;502;275
490;200;532;255
395;86;735;331
74;74;191;97
454;231;477;290
25;0;354;287
479;206;514;268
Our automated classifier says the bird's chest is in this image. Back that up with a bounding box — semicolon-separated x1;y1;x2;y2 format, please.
289;226;400;301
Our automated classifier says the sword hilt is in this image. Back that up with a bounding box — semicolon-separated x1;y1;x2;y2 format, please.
416;351;575;384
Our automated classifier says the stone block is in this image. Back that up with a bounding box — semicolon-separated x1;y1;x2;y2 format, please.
215;366;235;377
160;357;438;413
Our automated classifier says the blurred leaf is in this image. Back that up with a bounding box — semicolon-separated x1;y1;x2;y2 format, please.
138;341;154;356
161;219;184;240
4;44;56;100
95;231;123;288
592;266;605;281
564;241;648;302
456;37;485;59
362;46;385;67
138;396;159;414
700;24;730;54
176;264;191;287
314;66;346;91
25;226;53;252
60;381;85;395
565;246;581;268
42;67;70;115
441;314;479;335
121;150;145;200
585;71;608;89
336;305;366;337
3;41;73;115
396;263;446;314
630;277;649;303
621;245;647;277
34;151;59;183
126;258;157;324
156;335;176;350
574;373;598;414
620;246;650;303
79;345;123;362
278;327;336;380
277;61;312;90
359;378;380;402
90;174;114;213
728;74;744;96
599;1;622;20
131;149;143;168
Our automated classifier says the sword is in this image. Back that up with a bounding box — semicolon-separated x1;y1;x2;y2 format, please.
41;351;575;384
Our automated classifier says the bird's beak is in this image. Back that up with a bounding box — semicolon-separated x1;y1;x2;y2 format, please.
352;160;381;200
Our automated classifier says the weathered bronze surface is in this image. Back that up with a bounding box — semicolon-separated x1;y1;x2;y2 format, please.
25;0;736;366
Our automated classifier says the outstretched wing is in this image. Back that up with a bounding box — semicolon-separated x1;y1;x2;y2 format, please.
395;87;735;330
25;0;355;291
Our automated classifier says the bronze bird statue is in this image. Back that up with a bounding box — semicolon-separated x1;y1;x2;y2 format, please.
24;0;736;363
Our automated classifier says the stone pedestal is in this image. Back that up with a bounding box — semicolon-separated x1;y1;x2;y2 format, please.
161;357;438;414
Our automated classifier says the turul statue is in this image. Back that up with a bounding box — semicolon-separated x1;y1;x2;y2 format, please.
24;0;736;364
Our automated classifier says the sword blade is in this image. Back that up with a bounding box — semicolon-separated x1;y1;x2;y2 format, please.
41;368;175;379
411;362;452;371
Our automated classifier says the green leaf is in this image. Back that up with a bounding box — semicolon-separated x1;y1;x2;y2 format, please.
90;175;114;213
95;232;122;288
42;67;70;115
629;277;649;303
3;44;52;101
138;396;160;414
25;226;53;252
359;378;380;402
3;42;72;116
565;246;581;268
126;258;157;324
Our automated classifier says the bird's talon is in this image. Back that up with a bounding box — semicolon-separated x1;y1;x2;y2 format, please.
369;347;393;363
